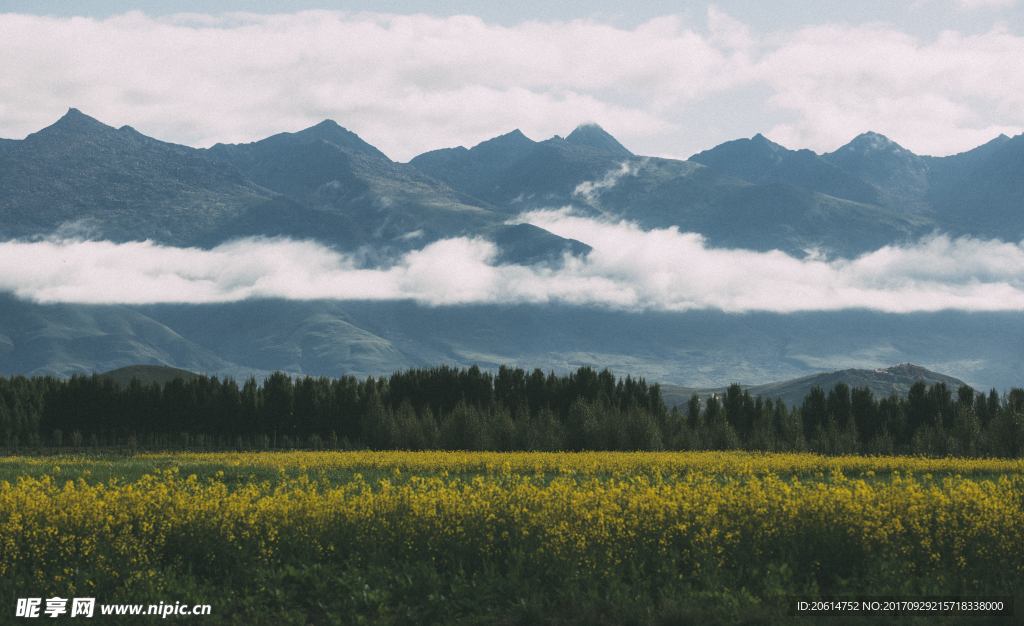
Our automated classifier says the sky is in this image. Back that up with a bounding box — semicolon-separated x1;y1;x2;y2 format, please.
1;0;1023;161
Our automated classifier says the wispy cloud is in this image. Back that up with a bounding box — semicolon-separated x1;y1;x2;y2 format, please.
0;9;1021;160
3;214;1023;313
573;161;641;201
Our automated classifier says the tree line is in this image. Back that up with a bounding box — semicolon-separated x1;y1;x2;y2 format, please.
0;365;1022;457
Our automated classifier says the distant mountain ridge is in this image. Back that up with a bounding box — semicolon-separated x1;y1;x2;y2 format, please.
411;124;992;256
95;362;970;412
0;108;588;265
690;128;1024;242
660;363;970;410
101;364;200;387
2;109;1020;256
689;133;884;206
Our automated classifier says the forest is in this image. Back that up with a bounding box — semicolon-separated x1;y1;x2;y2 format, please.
1;364;1022;458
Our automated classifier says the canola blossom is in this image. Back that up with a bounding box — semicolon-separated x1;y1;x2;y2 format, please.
6;449;1021;476
159;449;1024;476
0;451;1021;603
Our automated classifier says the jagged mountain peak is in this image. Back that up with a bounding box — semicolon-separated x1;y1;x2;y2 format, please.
309;119;344;130
954;133;1012;157
835;131;912;155
821;131;929;204
58;107;95;123
406;129;538;198
205;118;390;163
19;109;170;154
687;132;885;206
293;119;351;142
297;119;352;140
689;133;788;163
565;123;633;156
33;108;118;139
21;108;176;154
750;132;780;147
744;133;787;157
471;129;536;154
266;119;391;162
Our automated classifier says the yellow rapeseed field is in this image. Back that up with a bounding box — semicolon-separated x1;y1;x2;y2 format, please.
1;451;1021;604
8;449;1024;476
145;449;1024;475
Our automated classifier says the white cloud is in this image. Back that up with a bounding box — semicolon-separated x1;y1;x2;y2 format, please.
759;24;1024;155
0;9;1021;160
0;11;686;160
954;0;1017;10
3;216;1024;313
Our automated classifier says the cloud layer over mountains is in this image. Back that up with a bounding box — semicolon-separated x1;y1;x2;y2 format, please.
0;8;1021;160
4;211;1023;313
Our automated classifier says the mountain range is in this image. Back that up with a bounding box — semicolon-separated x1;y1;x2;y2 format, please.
6;109;1022;258
1;109;1022;391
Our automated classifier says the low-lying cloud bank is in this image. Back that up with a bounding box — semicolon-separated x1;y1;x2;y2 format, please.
3;211;1024;313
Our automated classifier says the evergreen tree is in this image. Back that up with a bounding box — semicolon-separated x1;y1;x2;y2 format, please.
1007;387;1024;416
240;377;261;435
263;371;295;436
800;386;827;442
489;405;516;452
685;393;701;431
956;384;975;414
987;388;1001;425
624;405;663;451
360;391;392;450
826;382;852;429
494;365;526;411
565;399;596;452
928;382;954;430
877;392;906;449
950;403;981;457
394;400;424;450
330;376;361;441
440;401;487;451
904;381;931;439
216;377;242;437
723;384;745;434
850;386;878;444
